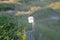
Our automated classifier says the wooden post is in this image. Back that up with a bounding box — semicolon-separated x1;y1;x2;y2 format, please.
32;22;35;29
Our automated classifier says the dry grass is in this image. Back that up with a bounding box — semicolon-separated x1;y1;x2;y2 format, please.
15;6;41;16
45;2;60;10
29;6;41;12
0;1;17;3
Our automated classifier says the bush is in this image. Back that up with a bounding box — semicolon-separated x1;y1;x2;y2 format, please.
0;15;26;40
0;3;15;11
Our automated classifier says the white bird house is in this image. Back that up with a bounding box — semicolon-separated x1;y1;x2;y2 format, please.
28;16;34;23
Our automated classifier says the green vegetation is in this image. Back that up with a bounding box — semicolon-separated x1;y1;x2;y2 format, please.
31;8;60;40
0;15;27;40
0;3;15;11
0;0;60;40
